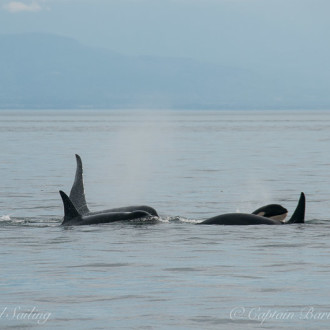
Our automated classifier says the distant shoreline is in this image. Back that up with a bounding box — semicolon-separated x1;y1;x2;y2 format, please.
0;107;329;111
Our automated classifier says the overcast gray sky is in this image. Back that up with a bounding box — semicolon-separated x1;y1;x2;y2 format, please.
1;0;329;69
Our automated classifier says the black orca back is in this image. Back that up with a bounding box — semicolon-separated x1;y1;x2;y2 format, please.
69;154;158;217
200;213;282;225
199;193;305;226
252;204;288;219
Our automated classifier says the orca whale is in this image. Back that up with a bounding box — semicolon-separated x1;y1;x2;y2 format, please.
60;191;152;226
199;193;305;225
69;154;158;216
252;204;288;221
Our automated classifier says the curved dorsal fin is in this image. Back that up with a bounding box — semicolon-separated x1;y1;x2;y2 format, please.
287;192;305;224
60;190;81;224
69;154;90;214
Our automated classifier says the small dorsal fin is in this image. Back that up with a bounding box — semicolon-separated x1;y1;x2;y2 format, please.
60;190;81;224
69;154;90;214
287;192;305;224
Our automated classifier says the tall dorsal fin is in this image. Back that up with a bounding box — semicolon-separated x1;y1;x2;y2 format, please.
69;154;90;214
287;192;305;224
60;190;81;224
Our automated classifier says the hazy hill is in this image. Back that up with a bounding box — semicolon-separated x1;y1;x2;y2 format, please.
0;33;329;109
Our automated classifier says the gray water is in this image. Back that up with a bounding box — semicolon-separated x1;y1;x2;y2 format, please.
1;110;330;329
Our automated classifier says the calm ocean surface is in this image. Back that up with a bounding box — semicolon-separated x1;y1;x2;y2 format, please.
1;110;330;329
